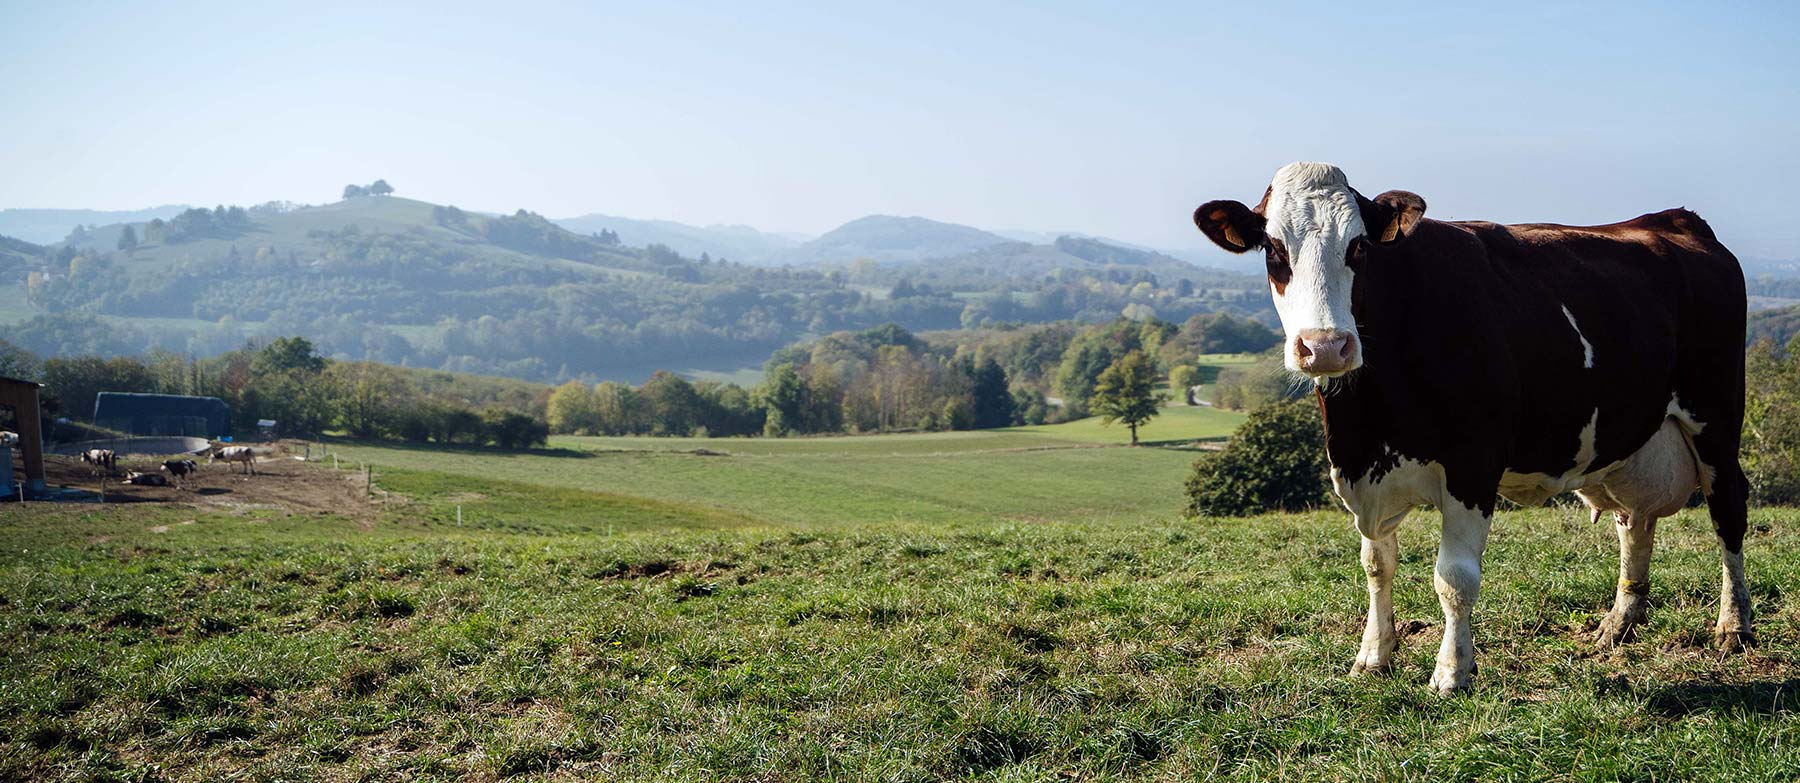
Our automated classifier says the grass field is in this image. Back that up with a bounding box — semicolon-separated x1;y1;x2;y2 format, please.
4;416;1798;781
1186;352;1267;406
0;282;37;322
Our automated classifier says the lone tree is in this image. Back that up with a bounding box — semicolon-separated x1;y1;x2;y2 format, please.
369;179;394;196
116;224;138;253
1091;350;1167;445
969;357;1014;429
342;184;367;199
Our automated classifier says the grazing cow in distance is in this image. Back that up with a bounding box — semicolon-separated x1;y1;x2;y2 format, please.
123;471;169;486
1194;162;1750;694
162;459;198;489
212;445;258;475
80;448;118;475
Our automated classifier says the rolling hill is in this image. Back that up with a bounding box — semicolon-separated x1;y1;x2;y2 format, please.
7;193;1263;383
786;215;1014;264
552;213;802;265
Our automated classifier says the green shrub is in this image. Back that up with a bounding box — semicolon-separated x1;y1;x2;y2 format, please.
1185;397;1330;516
483;409;549;450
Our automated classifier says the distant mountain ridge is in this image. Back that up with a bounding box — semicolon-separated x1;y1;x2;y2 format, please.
787;215;1013;265
0;206;192;244
552;213;801;265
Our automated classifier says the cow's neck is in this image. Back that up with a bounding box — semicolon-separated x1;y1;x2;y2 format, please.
1315;270;1408;480
1315;371;1384;477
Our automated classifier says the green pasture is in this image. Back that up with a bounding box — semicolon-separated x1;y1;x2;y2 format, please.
4;415;1797;781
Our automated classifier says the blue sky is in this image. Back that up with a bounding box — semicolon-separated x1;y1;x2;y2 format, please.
3;1;1797;257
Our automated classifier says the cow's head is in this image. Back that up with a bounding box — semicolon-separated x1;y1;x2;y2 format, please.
1194;162;1425;379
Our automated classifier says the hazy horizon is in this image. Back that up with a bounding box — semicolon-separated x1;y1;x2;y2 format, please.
5;2;1798;257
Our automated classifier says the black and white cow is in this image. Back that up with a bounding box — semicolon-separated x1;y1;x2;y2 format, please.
162;459;199;488
211;445;258;475
123;471;169;486
80;448;118;475
1195;162;1750;694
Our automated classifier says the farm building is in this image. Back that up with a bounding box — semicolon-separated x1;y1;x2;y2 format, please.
93;392;231;438
0;375;47;496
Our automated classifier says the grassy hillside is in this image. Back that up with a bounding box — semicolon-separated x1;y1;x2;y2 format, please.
4;423;1795;780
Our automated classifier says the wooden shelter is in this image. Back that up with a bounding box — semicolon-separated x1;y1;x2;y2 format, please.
0;376;46;495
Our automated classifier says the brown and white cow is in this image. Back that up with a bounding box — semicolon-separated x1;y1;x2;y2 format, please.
211;445;258;475
1195;162;1751;694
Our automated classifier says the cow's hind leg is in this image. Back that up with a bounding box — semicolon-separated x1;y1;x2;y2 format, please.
1681;402;1755;651
1709;462;1755;650
1430;502;1492;695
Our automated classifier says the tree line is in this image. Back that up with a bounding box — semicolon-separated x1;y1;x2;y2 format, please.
0;312;1283;450
0;336;551;450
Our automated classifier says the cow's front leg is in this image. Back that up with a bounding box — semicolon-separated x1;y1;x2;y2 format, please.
1351;531;1399;675
1596;511;1656;648
1430;503;1492;695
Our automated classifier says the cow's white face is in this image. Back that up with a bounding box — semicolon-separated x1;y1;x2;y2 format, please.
1261;163;1365;376
1194;162;1426;381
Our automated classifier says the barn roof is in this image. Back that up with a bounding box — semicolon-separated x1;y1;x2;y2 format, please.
93;392;232;437
0;375;41;389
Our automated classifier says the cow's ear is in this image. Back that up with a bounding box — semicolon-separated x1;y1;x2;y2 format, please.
1360;190;1427;245
1194;200;1267;254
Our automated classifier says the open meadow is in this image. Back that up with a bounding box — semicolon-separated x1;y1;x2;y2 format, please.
3;412;1798;781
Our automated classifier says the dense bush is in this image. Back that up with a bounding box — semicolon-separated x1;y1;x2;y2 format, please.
482;409;550;450
1185;397;1330;517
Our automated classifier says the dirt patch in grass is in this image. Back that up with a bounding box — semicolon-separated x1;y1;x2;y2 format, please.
32;451;382;528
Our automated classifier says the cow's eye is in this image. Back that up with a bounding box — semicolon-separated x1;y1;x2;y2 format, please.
1265;238;1292;287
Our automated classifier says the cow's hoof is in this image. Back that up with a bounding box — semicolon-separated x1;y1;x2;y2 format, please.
1714;629;1757;653
1593;612;1640;650
1349;657;1393;676
1428;666;1472;696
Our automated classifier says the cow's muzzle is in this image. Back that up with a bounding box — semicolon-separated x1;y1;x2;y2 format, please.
1294;328;1359;376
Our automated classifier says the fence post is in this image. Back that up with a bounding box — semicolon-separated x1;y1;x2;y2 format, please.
365;464;372;498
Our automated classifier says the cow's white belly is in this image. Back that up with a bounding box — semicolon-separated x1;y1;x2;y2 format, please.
1499;416;1699;514
1334;415;1701;529
1497;468;1607;507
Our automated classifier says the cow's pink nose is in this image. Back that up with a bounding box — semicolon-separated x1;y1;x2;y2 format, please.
1295;329;1358;375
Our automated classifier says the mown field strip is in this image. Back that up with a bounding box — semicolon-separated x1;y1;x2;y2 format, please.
333;437;1203;529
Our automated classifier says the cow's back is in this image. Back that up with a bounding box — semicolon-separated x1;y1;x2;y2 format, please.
1460;210;1742;479
1344;209;1742;496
